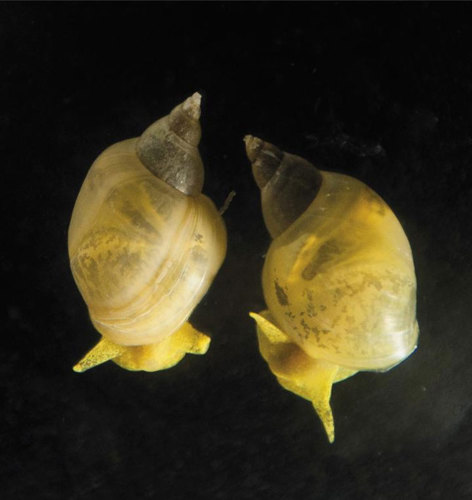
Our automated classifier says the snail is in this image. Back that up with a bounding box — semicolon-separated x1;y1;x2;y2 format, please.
245;136;419;443
69;93;227;373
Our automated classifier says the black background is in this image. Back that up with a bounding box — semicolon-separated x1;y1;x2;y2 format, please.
2;2;472;499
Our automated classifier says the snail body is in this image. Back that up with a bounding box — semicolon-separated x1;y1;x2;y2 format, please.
246;136;418;442
69;94;226;372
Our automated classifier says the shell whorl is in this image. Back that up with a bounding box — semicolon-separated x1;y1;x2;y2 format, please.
245;136;322;239
69;136;227;347
259;160;418;370
136;93;204;196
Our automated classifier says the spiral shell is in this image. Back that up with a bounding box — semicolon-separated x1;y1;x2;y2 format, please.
246;136;418;442
69;94;226;372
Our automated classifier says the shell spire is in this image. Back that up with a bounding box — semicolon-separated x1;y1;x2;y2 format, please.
182;92;202;121
136;92;204;195
244;136;322;238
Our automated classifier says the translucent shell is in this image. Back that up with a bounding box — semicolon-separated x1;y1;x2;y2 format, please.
68;138;227;348
262;170;418;371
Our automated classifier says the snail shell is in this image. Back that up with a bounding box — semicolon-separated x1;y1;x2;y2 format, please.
246;136;418;442
69;94;227;372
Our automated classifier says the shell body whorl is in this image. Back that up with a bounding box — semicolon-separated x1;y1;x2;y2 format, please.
262;170;418;371
69;138;226;347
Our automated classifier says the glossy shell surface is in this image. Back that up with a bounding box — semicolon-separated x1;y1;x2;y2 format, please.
262;170;418;371
68;138;226;346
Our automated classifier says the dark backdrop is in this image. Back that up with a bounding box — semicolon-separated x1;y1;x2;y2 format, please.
2;3;472;499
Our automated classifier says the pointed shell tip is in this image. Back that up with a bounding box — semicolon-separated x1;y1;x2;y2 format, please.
244;135;263;162
182;93;202;120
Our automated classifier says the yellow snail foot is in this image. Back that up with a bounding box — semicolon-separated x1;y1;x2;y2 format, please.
73;322;210;373
251;310;357;443
73;337;126;373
